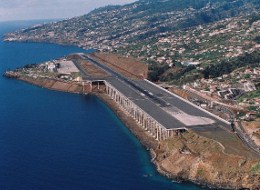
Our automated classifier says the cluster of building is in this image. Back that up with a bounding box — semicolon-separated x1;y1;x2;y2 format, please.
184;66;260;121
16;58;82;82
3;1;259;123
117;16;260;68
5;1;259;74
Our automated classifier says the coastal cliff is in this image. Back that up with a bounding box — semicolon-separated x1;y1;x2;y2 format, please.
3;59;260;189
154;133;260;189
96;93;260;190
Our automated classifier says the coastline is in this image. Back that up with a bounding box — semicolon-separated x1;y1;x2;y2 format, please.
4;74;92;94
94;92;177;181
93;93;260;189
2;15;260;189
93;92;259;190
94;92;158;150
4;75;260;190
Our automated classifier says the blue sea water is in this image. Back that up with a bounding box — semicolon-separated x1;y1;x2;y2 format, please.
0;21;209;190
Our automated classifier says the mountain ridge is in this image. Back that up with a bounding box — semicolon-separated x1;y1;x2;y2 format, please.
5;0;259;44
4;0;260;83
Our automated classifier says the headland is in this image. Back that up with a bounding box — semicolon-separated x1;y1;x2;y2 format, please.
4;52;260;189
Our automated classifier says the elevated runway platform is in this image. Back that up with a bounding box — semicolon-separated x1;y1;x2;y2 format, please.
106;77;231;132
76;53;232;139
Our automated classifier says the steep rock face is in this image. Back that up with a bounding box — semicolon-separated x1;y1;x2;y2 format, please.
154;132;260;189
4;0;260;50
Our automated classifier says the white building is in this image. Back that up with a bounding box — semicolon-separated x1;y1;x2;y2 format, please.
242;81;256;92
47;62;56;72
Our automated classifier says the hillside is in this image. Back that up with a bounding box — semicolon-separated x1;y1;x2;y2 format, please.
4;0;260;83
2;1;260;188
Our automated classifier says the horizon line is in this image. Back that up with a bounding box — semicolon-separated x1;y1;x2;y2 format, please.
0;18;65;23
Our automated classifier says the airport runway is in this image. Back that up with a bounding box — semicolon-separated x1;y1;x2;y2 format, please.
81;54;232;133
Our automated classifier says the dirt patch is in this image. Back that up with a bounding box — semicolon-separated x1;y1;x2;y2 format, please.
92;52;148;79
68;84;82;92
169;86;190;99
243;119;260;147
96;92;260;190
51;81;72;91
79;59;109;78
196;129;257;159
42;80;56;88
67;54;109;78
19;76;91;94
155;132;260;190
7;74;260;189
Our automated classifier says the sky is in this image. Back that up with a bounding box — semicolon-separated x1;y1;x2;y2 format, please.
0;0;136;21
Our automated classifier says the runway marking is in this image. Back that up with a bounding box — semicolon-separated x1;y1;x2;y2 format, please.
164;106;215;126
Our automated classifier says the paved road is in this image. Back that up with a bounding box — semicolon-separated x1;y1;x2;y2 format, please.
74;54;232;133
236;121;260;155
70;56;107;81
73;53;260;156
176;83;260;155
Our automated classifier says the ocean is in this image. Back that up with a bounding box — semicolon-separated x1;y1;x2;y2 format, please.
0;20;208;190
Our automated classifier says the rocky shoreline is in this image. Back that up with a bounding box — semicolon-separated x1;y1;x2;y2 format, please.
3;71;91;94
4;72;260;190
94;92;260;190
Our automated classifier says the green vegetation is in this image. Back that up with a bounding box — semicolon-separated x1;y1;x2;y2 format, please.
148;64;169;82
238;89;260;102
71;72;81;79
249;106;258;111
249;13;260;24
251;163;260;175
5;0;260;84
197;168;205;177
161;65;197;83
253;36;260;43
149;49;260;83
203;51;260;79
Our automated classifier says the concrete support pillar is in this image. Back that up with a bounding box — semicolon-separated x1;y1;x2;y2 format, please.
161;128;165;140
153;123;156;136
105;83;172;141
143;115;146;128
106;84;108;94
156;127;159;140
146;119;150;131
151;121;154;133
148;121;151;132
